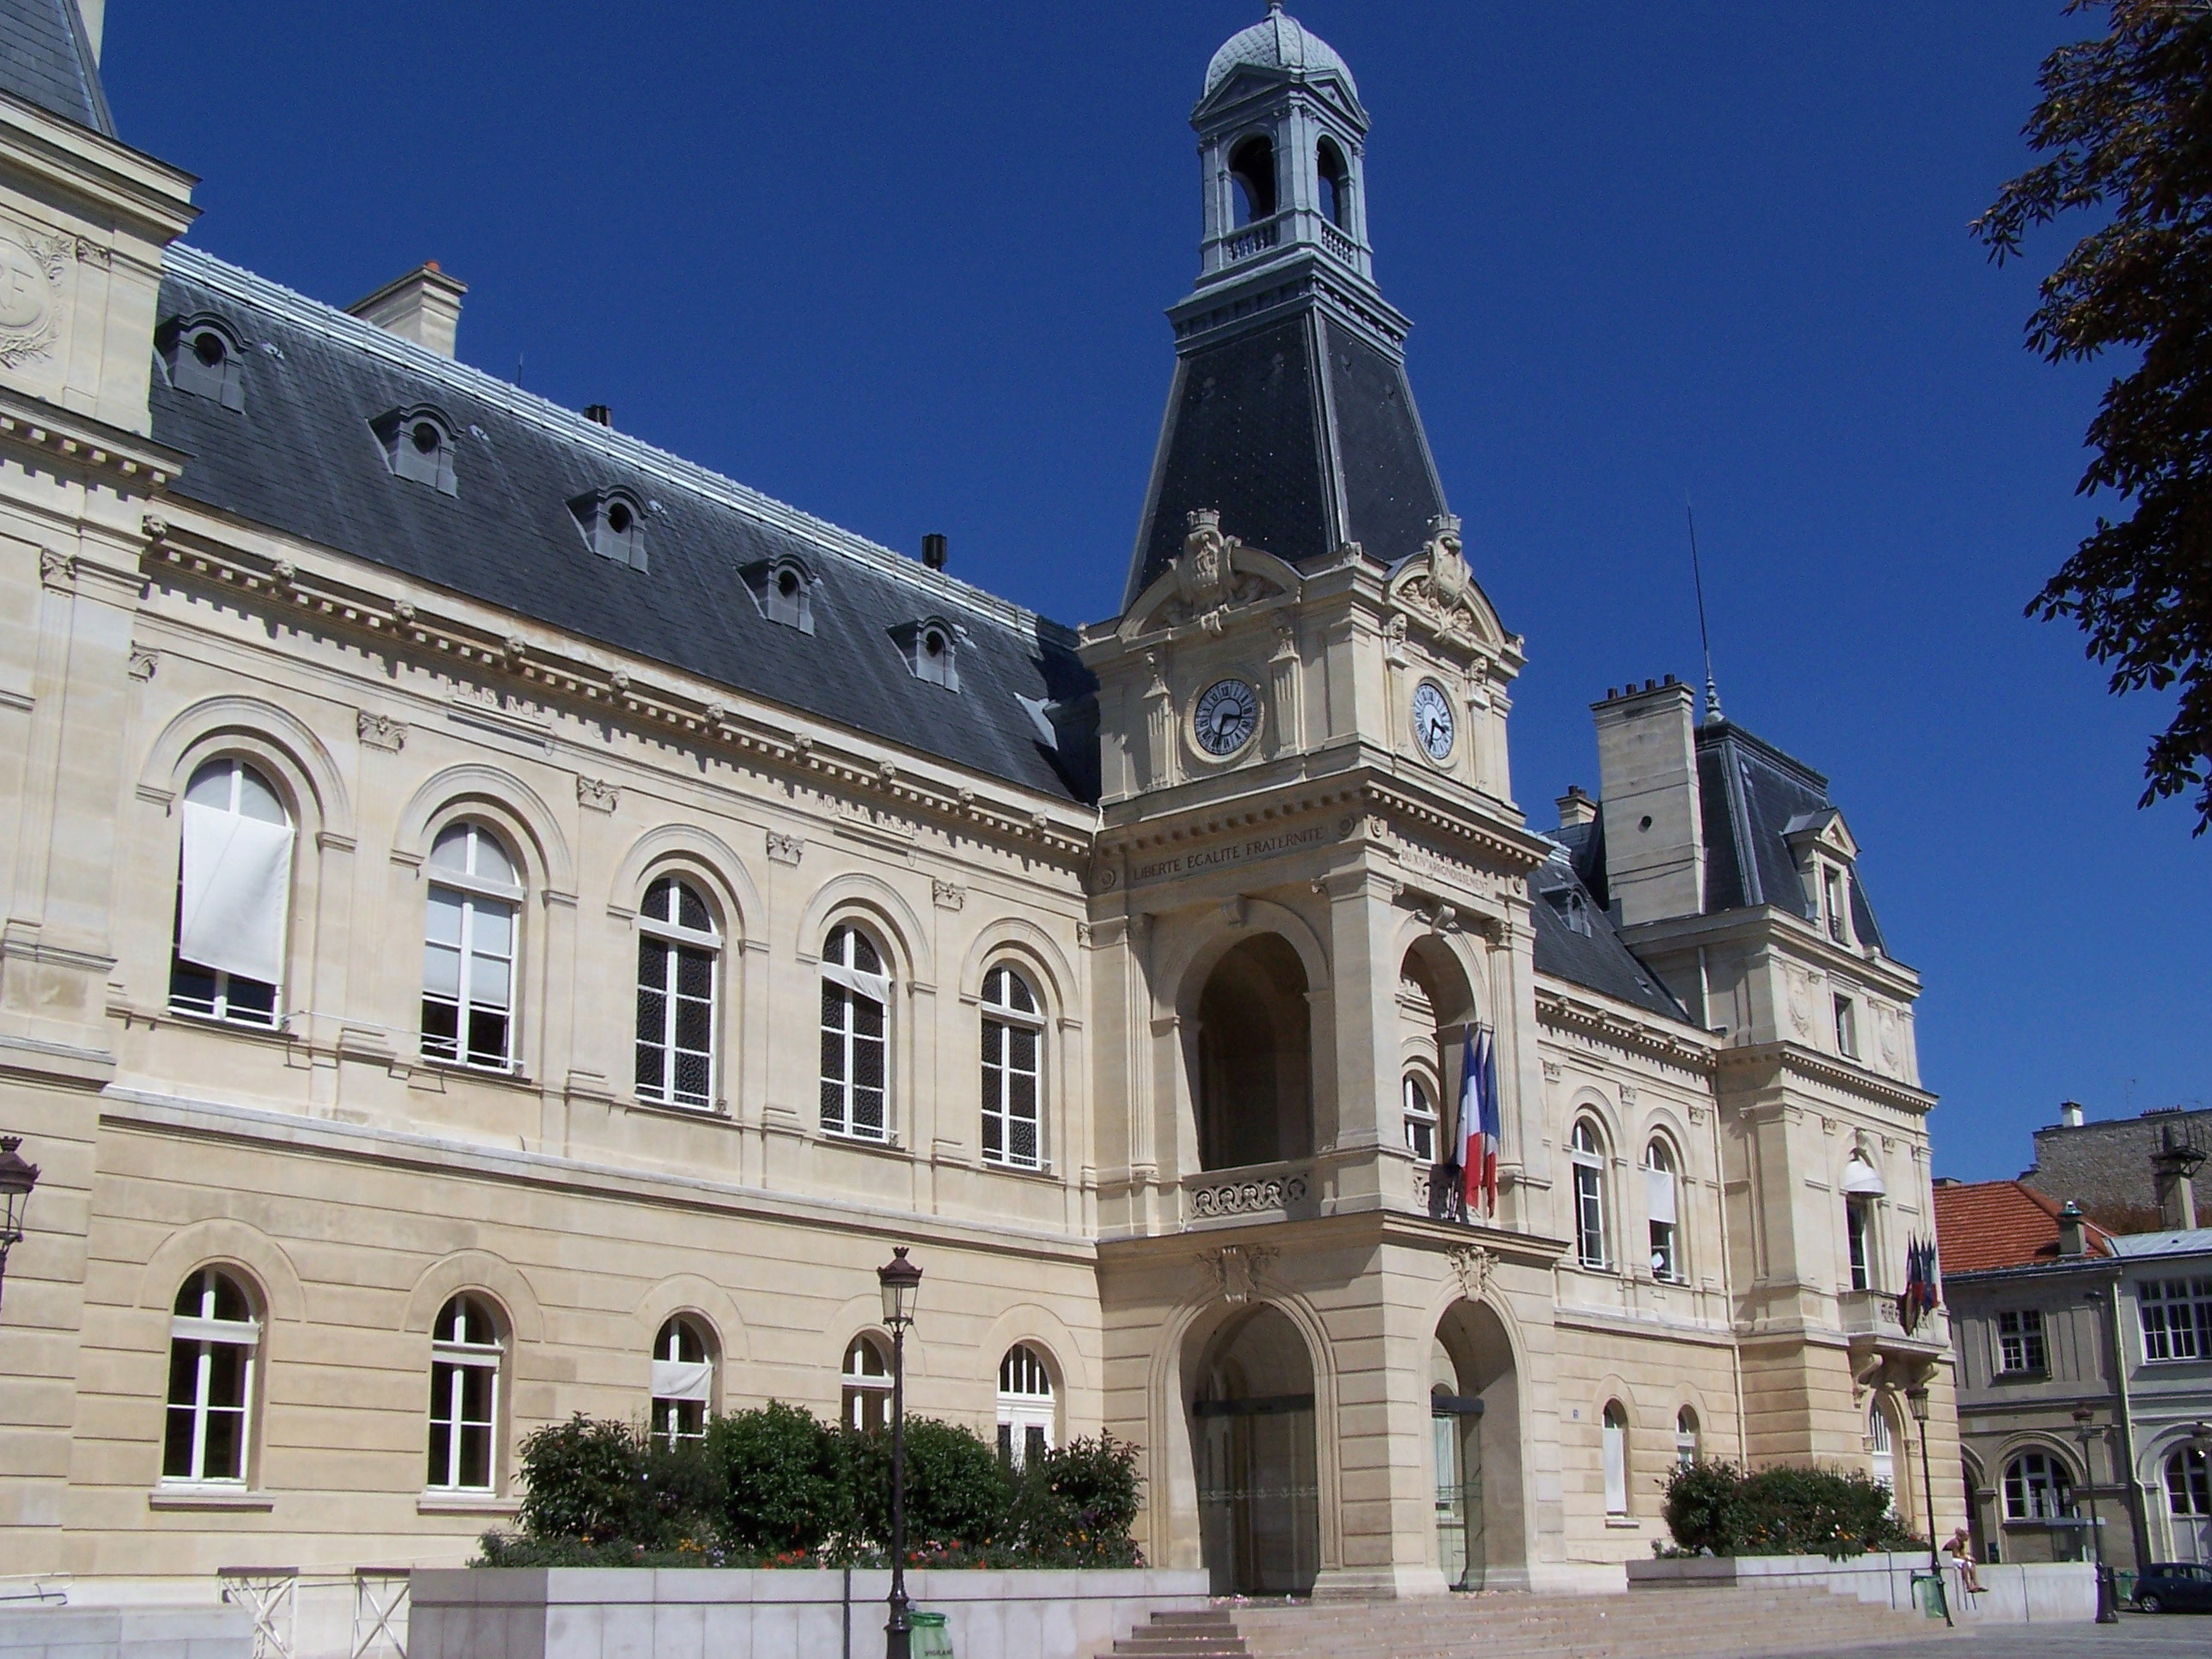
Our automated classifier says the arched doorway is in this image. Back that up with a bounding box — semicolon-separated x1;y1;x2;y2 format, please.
1434;1298;1523;1589
1189;1304;1320;1595
1194;934;1312;1170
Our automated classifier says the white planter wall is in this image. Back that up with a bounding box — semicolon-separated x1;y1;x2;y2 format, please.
1626;1551;2098;1624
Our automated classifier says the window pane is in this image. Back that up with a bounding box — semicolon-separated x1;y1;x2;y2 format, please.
676;947;712;1000
851;933;881;975
644;877;675;923
673;990;711;1053
471;902;514;959
1010;1027;1037;1072
1010;1116;1038;1166
821;1024;846;1082
853;1086;884;1135
185;759;236;809
854;1035;884;1091
422;997;459;1060
1011;1072;1036;1120
203;1400;246;1481
465;1007;508;1066
822;979;844;1030
854;995;884;1040
673;1050;710;1103
637;984;667;1048
470;950;511;1012
981;1019;1002;1065
677;883;709;933
982;1103;1003;1158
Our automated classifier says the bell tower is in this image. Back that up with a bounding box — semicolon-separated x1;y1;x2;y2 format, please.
1126;3;1449;609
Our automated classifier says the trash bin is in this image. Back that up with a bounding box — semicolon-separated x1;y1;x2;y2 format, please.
1911;1572;1948;1620
909;1610;954;1658
2116;1569;2136;1607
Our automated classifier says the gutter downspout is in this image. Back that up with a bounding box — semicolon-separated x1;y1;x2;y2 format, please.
1705;1054;1751;1464
2103;1273;2148;1571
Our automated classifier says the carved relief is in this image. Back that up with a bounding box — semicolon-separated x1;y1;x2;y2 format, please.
576;777;619;812
1385;515;1497;648
1450;1242;1496;1301
1191;1173;1306;1218
1197;1243;1279;1305
1146;508;1289;631
931;879;966;911
38;547;72;591
126;647;158;681
1786;968;1814;1037
356;711;406;751
0;226;67;370
766;832;804;866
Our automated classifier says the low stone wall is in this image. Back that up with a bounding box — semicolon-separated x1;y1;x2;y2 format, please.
409;1566;1212;1659
0;1605;251;1658
1626;1551;2098;1623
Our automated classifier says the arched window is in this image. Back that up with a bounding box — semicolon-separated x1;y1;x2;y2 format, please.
981;965;1042;1170
2002;1451;2074;1522
1869;1401;1896;1507
422;821;520;1071
820;925;889;1141
1228;134;1276;226
650;1316;714;1449
1316;137;1350;228
161;1268;258;1485
1843;1152;1884;1292
1675;1406;1699;1471
1402;1076;1437;1164
2166;1447;2210;1518
428;1294;502;1492
1571;1120;1608;1269
170;757;292;1028
1645;1139;1681;1282
635;876;719;1109
842;1335;891;1431
1601;1401;1629;1516
996;1343;1055;1468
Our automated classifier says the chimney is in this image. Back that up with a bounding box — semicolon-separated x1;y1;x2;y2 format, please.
2060;1100;2085;1129
347;263;467;359
584;404;613;428
2152;1125;2205;1231
1591;678;1704;927
921;533;947;571
1555;784;1598;829
2057;1200;2087;1258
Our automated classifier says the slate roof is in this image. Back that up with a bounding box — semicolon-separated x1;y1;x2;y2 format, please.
2106;1227;2212;1261
149;246;1097;805
1528;842;1689;1023
1932;1179;2115;1274
1696;720;1888;950
0;0;110;136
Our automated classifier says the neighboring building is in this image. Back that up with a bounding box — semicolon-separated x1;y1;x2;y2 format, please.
2023;1104;2212;1235
0;2;1960;1604
1938;1175;2212;1573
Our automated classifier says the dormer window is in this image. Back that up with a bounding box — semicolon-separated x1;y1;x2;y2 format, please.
891;617;960;691
1821;864;1851;945
1546;884;1592;937
371;405;458;495
569;488;647;572
742;556;814;634
160;314;245;410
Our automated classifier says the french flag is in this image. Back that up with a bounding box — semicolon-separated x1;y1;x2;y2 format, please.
1459;1025;1500;1219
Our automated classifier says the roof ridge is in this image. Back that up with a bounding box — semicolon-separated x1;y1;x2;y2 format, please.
163;242;1077;647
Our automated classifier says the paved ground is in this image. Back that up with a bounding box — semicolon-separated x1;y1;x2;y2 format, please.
1788;1612;2209;1658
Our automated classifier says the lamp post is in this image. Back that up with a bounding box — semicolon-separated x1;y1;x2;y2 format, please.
878;1247;922;1659
0;1136;40;1318
2071;1406;2120;1623
1905;1386;1953;1627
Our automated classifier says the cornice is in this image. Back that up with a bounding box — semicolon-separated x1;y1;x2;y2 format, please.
0;385;185;488
1715;1039;1937;1115
140;512;1097;864
1620;905;1923;1000
1534;982;1716;1073
0;93;198;243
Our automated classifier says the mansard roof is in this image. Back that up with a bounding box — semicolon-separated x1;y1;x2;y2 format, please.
1528;843;1690;1024
0;0;112;136
1696;719;1888;950
148;246;1097;805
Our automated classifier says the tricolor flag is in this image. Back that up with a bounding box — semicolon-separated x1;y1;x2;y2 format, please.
1458;1024;1501;1219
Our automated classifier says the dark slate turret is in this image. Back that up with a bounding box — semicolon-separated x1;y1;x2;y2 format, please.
1125;3;1447;610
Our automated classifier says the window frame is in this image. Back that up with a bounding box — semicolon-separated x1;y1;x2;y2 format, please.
1571;1118;1609;1270
842;1334;892;1432
1601;1401;1629;1516
2002;1450;2075;1523
167;757;289;1030
995;1342;1056;1469
1996;1308;2048;1376
161;1267;260;1487
1644;1137;1683;1283
650;1315;715;1451
1833;993;1859;1060
1674;1407;1698;1472
1846;1193;1875;1292
635;875;720;1110
1821;862;1852;945
427;1294;504;1494
421;820;523;1073
2166;1447;2211;1518
819;923;891;1144
1402;1074;1438;1164
2139;1276;2212;1363
979;963;1045;1170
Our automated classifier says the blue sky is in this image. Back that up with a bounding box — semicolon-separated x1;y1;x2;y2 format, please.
100;3;2209;1181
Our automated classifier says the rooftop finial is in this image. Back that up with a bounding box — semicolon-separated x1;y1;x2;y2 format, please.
1686;496;1723;724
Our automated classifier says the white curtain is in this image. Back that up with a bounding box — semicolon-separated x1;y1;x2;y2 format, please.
1601;1415;1627;1515
179;802;293;985
821;960;890;1003
1645;1167;1678;1225
651;1358;713;1403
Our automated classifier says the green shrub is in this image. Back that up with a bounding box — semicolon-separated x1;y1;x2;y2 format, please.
1662;1460;1924;1559
1007;1433;1144;1562
708;1402;853;1554
849;1417;1012;1550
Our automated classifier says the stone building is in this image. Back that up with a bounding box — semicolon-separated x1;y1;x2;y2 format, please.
1937;1178;2212;1573
0;1;1960;1605
2023;1105;2212;1236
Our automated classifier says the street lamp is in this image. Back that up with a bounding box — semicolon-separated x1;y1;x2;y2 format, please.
1905;1386;1953;1628
2071;1406;2119;1624
878;1247;922;1659
0;1136;40;1317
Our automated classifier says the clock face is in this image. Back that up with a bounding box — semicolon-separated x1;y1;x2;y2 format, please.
1193;678;1260;757
1412;680;1455;761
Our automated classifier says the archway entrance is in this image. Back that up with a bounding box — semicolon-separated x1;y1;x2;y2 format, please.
1189;1304;1320;1595
1434;1299;1522;1589
1194;934;1312;1170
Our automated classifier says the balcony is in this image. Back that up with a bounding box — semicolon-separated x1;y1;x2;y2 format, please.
1838;1286;1948;1378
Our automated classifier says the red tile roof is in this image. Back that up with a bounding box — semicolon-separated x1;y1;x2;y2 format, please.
1932;1179;2114;1273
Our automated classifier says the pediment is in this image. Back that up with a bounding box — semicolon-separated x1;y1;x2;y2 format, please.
1385;515;1504;651
1782;808;1857;860
1121;508;1301;639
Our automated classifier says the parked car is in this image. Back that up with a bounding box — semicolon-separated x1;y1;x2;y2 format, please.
2132;1562;2212;1613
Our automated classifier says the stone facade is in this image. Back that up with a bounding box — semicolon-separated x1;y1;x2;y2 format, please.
0;3;1962;1605
2024;1109;2212;1234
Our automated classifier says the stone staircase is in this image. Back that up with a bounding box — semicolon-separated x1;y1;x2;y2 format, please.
1103;1586;1939;1659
